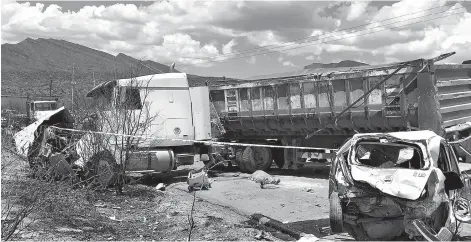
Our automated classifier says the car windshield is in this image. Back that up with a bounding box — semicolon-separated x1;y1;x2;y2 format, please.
354;140;425;169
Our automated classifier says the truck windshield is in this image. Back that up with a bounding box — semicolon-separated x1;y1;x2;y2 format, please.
34;102;57;111
354;141;424;169
116;87;142;110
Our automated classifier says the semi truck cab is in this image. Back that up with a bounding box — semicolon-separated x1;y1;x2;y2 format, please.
27;100;59;122
84;73;212;174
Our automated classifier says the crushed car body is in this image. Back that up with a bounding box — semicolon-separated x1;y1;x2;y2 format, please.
329;130;470;241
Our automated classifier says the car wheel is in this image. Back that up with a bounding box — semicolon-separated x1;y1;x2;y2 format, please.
329;192;344;233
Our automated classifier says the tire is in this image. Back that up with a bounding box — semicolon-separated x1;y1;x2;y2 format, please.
242;147;272;173
236;148;248;172
296;158;306;169
272;148;285;169
88;152;118;187
284;148;296;168
242;147;256;173
258;147;273;170
329;192;344;233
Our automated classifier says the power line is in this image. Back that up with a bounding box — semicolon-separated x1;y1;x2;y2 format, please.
180;3;463;62
168;7;466;68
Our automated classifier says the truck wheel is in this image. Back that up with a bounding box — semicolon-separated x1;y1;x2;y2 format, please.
272;148;284;169
258;147;273;170
243;147;272;172
296;158;306;169
88;152;118;187
236;148;248;172
284;148;296;169
242;147;256;173
329;191;343;233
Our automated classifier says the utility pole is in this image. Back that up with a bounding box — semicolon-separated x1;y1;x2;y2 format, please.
71;63;76;110
114;56;117;79
49;79;53;96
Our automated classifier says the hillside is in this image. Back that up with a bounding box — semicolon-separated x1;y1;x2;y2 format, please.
1;38;233;107
304;60;368;69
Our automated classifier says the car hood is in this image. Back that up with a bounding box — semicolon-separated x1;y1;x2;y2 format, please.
350;165;441;200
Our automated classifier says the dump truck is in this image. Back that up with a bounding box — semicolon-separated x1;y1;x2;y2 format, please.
208;52;471;172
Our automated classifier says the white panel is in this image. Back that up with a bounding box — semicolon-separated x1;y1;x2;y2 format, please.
190;86;212;141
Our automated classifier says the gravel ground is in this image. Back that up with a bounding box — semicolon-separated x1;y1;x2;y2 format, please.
2;148;471;241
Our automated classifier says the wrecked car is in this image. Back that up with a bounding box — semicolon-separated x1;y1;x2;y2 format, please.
329;130;471;241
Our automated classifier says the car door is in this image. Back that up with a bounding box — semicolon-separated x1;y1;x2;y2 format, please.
445;142;471;224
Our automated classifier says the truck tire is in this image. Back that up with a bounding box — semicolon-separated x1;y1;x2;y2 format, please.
272;148;284;169
88;152;118;187
235;148;249;172
296;158;306;169
243;147;272;172
329;192;343;233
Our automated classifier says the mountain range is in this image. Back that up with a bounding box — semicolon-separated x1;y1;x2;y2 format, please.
303;60;369;69
1;38;370;107
1;38;233;106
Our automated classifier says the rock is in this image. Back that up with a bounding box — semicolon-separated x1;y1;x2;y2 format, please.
56;227;83;233
109;216;123;222
249;170;280;188
19;231;40;238
82;227;94;231
156;183;166;191
297;233;319;242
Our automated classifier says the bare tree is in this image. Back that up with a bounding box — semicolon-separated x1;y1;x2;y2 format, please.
74;65;160;194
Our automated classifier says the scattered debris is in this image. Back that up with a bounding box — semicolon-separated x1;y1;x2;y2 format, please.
109;216;123;222
155;183;166;191
297;233;319;242
187;169;211;191
249;170;280;189
56;227;83;233
255;231;281;241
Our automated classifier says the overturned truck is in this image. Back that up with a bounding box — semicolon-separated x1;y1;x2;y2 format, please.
209;52;471;172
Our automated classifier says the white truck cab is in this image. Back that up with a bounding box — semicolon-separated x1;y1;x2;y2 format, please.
27;100;59;121
85;73;212;173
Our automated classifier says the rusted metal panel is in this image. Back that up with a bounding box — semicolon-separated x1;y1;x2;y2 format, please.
210;60;471;140
436;64;471;128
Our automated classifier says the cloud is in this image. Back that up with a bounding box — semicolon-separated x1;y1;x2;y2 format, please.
346;1;371;21
282;61;295;67
1;0;470;78
247;56;256;65
222;39;236;55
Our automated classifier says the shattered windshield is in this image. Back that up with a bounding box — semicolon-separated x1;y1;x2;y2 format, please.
354;140;425;169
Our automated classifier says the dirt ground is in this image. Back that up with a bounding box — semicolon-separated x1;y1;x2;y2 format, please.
1;150;258;241
2;149;471;241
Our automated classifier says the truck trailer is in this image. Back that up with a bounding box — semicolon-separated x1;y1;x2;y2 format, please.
208;52;471;172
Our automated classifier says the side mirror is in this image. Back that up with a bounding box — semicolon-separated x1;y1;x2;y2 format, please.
444;171;464;191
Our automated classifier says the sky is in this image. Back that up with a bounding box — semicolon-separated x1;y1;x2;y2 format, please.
2;0;471;78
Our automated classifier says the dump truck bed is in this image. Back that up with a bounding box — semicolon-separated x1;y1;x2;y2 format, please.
209;56;471;147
